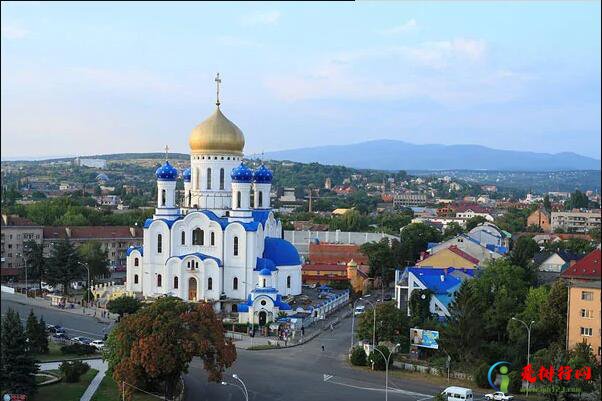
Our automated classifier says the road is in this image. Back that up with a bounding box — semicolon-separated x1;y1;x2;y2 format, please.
1;295;110;339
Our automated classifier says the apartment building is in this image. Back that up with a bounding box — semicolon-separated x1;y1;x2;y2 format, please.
0;215;43;279
551;209;601;233
394;192;428;208
566;281;601;358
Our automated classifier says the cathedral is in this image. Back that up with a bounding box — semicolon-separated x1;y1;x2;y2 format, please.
125;76;302;325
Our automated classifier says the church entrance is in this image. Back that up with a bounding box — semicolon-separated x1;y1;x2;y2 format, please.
258;311;267;326
188;277;197;301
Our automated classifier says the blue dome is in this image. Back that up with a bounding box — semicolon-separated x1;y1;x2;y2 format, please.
259;267;272;276
230;162;253;183
182;167;191;182
155;161;178;181
253;164;273;184
263;238;301;266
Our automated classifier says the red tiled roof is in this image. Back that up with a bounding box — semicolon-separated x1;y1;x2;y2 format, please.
561;249;601;280
1;214;39;227
43;226;143;240
308;243;369;265
453;203;491;214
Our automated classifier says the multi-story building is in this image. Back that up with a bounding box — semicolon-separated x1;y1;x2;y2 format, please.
394;192;428;208
0;215;43;280
527;208;551;233
566;281;601;358
42;226;143;270
551;209;601;233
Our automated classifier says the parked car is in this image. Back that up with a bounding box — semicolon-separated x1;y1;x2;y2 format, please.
90;340;105;350
52;332;70;340
72;336;92;345
443;387;474;401
46;325;65;334
354;305;366;316
485;392;513;401
41;282;56;292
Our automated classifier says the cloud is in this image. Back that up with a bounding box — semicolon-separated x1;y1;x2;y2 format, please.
1;22;29;39
380;19;417;35
240;11;281;26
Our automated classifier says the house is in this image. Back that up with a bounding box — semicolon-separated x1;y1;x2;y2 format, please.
302;260;370;293
416;245;479;269
566;280;601;358
0;215;43;280
532;251;582;284
467;222;511;251
307;242;369;265
453;204;494;222
527;208;551;233
395;267;474;319
561;249;601;281
428;234;504;265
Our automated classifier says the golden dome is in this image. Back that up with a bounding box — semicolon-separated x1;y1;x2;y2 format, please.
188;107;245;155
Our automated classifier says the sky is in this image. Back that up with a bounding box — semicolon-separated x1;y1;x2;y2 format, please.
1;1;601;160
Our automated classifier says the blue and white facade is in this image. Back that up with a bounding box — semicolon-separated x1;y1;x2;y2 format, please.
126;98;302;325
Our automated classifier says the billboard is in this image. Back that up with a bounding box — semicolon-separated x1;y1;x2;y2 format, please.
410;328;439;349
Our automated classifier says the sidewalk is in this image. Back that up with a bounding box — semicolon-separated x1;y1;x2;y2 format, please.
39;358;107;401
2;291;117;324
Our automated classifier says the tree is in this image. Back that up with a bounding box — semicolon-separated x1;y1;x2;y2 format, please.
465;216;488;231
443;222;464;239
25;309;44;354
45;239;83;295
356;302;409;348
360;238;396;284
398;223;442;263
0;309;39;396
78;241;110;281
565;190;589;210
24;240;45;293
543;195;551;212
544;238;596;254
409;289;433;327
37;317;49;354
509;236;539;268
107;295;142;320
60;360;90;383
589;227;601;243
350;346;367;366
106;297;237;400
368;345;391;371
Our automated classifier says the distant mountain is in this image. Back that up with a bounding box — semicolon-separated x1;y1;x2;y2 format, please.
260;140;601;171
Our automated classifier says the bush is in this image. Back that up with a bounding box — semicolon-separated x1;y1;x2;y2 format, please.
59;360;90;383
368;345;391;371
350;346;367;366
60;343;97;355
474;362;490;388
508;371;522;394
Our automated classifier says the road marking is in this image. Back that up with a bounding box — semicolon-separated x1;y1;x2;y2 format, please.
323;374;333;381
323;374;431;398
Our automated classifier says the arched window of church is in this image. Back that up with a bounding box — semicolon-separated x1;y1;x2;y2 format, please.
157;234;162;254
161;189;166;206
233;277;238;290
193;228;204;245
258;192;263;208
187;191;191;206
206;168;212;189
134;258;139;267
287;275;291;289
134;274;139;284
219;168;225;190
195;261;199;269
236;191;241;209
173;276;179;289
210;231;215;246
195;168;200;189
187;261;190;269
181;231;185;245
262;279;266;288
157;274;162;287
207;277;213;290
233;236;239;256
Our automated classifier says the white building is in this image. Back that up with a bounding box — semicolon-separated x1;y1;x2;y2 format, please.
551;210;601;233
126;83;302;326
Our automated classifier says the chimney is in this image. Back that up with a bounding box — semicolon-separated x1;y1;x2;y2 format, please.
65;227;72;238
130;227;136;237
1;214;7;225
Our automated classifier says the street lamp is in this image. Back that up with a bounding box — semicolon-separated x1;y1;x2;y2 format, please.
372;343;400;401
512;317;535;395
222;374;249;401
78;261;91;304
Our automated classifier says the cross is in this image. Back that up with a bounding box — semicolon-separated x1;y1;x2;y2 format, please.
164;145;169;161
215;72;221;107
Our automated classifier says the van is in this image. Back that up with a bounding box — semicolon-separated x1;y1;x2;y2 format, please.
354;305;366;316
442;387;473;401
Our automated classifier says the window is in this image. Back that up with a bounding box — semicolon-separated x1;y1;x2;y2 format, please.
134;258;139;267
161;189;166;206
581;291;594;301
192;228;204;245
287;275;291;289
233;236;239;256
157;274;162;287
210;231;215;246
236;191;241;208
262;279;266;287
581;327;593;336
195;168;200;189
233;277;238;290
258;192;263;208
188;191;191;206
181;231;186;245
207;277;213;290
174;276;179;289
157;234;162;254
206;168;212;189
220;168;225;190
134;274;139;284
581;309;593;318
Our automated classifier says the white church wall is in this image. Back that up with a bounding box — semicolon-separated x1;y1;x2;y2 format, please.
126;250;143;293
223;223;247;268
223;265;246;300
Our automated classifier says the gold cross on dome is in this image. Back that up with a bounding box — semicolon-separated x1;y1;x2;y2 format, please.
215;73;222;107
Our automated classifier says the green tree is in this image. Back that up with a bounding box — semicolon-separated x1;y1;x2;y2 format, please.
25;309;41;353
543;195;551;212
443;222;464;239
360;238;396;284
544;238;596;254
465;216;488;231
37;317;49;354
376;212;412;235
23;240;46;293
409;289;433;327
350;346;367;366
589;227;601;243
356;302;409;348
106;297;236;400
106;295;142;320
398;223;442;263
45;239;83;295
565;190;589;210
78;241;110;281
368;345;391;371
0;309;39;395
509;236;539;268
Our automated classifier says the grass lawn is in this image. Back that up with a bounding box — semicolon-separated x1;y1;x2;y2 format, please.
32;368;98;401
90;375;163;401
35;341;99;362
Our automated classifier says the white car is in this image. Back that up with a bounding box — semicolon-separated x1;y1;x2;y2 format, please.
485;392;513;401
90;340;105;350
354;305;366;316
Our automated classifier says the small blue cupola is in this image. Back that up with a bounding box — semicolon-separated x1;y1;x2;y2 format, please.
155;161;178;181
182;167;191;182
253;164;273;184
231;162;253;183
